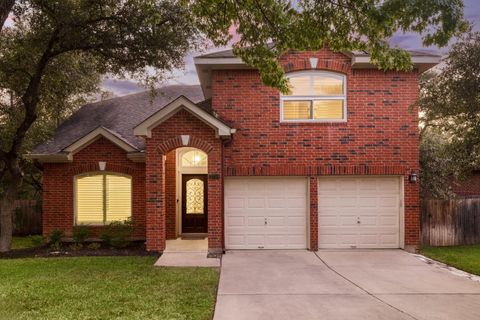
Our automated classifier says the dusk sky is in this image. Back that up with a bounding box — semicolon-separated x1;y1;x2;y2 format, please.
98;1;480;96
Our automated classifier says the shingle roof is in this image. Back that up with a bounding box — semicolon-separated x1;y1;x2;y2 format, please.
32;85;204;154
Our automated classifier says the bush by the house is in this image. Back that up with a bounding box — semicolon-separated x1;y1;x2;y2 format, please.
72;225;91;244
101;218;134;248
87;242;101;250
49;230;64;250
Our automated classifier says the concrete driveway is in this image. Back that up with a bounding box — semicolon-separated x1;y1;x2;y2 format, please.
213;250;480;320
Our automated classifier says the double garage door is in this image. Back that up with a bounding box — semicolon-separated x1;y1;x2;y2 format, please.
224;176;401;250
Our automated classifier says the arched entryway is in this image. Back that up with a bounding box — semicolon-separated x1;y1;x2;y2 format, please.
176;147;208;236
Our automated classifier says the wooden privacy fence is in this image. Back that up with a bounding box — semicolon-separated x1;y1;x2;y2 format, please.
422;198;480;246
9;200;42;236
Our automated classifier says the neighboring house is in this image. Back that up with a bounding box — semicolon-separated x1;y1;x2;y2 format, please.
29;47;440;253
451;171;480;198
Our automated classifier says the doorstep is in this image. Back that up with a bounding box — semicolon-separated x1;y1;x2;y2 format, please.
154;238;220;267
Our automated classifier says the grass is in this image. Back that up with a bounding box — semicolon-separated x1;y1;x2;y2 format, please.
422;245;480;276
11;236;43;250
0;256;219;320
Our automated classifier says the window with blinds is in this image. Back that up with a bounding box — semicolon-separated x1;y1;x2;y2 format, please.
281;71;346;122
75;173;132;225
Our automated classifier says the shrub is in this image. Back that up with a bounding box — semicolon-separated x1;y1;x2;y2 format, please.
87;242;101;250
69;243;82;251
49;230;64;250
72;225;91;244
101;218;134;248
28;235;45;247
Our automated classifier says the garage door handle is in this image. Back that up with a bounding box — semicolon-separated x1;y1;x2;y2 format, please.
357;217;361;224
264;217;268;225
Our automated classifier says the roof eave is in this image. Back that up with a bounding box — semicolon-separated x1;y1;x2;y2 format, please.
25;153;72;163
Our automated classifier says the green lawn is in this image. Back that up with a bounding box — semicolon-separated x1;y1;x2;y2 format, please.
0;257;219;320
422;245;480;276
11;236;43;250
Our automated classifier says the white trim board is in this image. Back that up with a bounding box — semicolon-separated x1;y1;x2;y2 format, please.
64;127;138;155
133;96;234;138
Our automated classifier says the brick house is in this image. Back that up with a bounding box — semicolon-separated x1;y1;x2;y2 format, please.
29;47;440;253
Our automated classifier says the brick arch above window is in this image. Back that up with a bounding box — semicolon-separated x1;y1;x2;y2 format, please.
155;136;214;155
281;59;350;74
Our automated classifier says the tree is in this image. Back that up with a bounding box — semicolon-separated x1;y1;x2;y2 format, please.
418;31;480;198
0;0;200;252
187;0;468;93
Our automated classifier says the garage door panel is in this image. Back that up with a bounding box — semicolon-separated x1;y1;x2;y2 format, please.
247;198;265;208
225;177;308;250
318;177;401;249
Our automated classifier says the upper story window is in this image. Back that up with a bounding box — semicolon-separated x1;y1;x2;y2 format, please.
280;71;346;122
75;173;132;225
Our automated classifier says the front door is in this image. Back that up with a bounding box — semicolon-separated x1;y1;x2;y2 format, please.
182;174;208;233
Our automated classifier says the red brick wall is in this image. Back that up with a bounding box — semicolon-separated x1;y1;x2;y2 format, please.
451;172;480;197
145;109;223;252
165;150;177;239
42;137;146;239
212;48;421;248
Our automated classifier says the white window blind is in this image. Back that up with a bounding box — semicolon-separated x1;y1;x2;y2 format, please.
75;173;132;225
281;71;346;122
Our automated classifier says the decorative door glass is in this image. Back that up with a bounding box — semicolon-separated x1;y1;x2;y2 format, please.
186;178;204;214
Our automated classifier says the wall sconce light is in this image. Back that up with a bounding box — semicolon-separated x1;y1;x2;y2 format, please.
409;172;417;183
99;161;106;171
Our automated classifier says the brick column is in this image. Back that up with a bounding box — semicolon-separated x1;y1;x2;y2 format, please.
309;176;318;251
146;153;166;252
404;175;420;252
207;142;223;254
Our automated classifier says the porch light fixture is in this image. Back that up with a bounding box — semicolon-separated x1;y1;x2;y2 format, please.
99;161;106;171
409;172;417;183
181;135;190;146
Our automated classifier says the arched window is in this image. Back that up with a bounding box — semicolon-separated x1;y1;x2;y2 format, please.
280;71;346;122
75;173;132;225
181;150;208;167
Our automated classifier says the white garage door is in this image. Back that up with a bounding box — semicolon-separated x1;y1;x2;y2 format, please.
225;177;308;249
318;177;401;249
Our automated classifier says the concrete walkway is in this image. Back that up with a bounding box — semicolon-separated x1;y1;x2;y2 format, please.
154;238;220;267
214;250;480;320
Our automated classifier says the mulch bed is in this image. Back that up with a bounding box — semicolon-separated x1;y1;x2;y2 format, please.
0;241;159;259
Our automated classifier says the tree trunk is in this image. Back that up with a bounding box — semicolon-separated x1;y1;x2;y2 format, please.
0;0;15;32
0;162;21;252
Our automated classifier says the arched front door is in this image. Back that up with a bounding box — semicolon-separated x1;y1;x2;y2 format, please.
182;174;208;233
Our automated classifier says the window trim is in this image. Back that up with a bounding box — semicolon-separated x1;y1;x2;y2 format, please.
280;71;347;123
74;172;133;226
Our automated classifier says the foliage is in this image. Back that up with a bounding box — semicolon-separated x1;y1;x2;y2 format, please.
72;225;90;244
419;127;455;199
422;245;480;276
48;229;64;250
101;218;134;248
87;242;101;250
0;0;201;252
419;31;480;198
187;0;468;93
0;257;219;320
